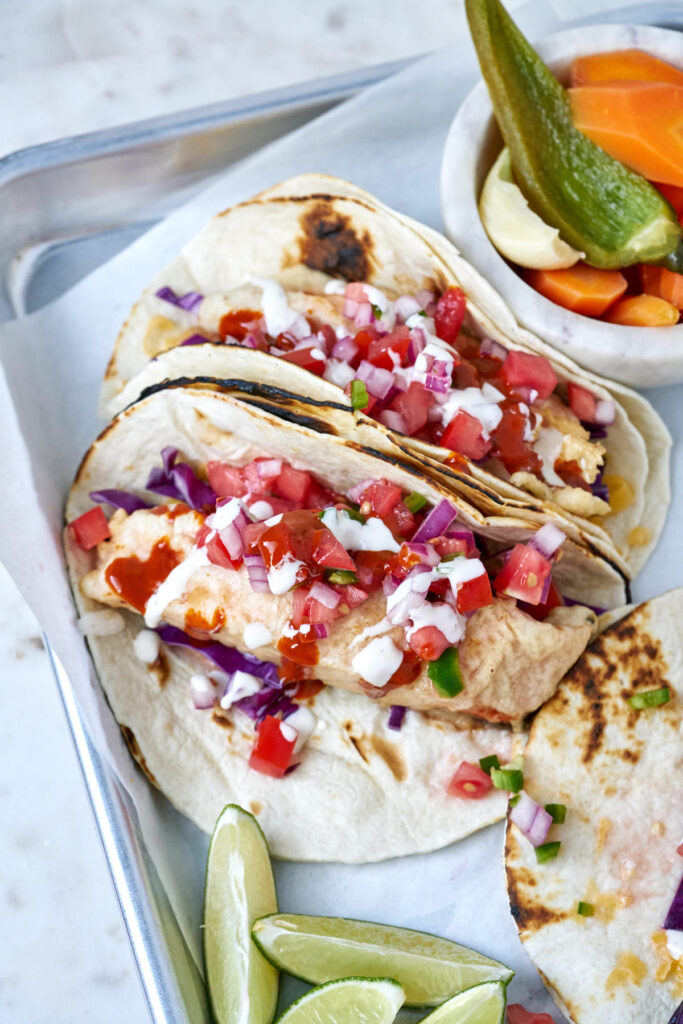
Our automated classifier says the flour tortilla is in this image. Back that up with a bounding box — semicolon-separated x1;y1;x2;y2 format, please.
504;591;683;1023
101;174;670;581
66;382;610;861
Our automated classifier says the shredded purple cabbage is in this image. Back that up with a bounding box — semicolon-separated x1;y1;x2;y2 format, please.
591;471;609;503
669;1001;683;1024
582;421;608;440
180;333;210;346
156;625;280;688
89;489;152;513
155;286;203;313
388;705;407;731
146;447;216;510
664;874;683;931
564;596;607;616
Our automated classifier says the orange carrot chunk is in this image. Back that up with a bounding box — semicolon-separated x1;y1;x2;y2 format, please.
640;264;683;310
527;264;627;317
605;293;680;326
570;83;683;188
570;49;683;88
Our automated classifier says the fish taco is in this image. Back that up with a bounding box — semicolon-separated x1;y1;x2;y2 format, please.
66;379;611;861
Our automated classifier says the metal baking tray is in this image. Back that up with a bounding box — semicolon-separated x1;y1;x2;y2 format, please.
0;58;414;1024
5;5;683;1021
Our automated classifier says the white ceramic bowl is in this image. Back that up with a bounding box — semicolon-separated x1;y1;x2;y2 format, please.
441;24;683;388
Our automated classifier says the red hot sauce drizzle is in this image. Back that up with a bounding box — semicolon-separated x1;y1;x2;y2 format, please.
104;539;180;614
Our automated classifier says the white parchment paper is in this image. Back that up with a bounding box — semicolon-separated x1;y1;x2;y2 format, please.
1;2;680;1020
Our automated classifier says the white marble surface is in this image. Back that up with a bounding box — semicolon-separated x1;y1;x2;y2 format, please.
0;2;468;1022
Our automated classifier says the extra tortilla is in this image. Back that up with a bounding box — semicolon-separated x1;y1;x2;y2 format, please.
67;381;612;861
505;591;683;1023
102;174;670;583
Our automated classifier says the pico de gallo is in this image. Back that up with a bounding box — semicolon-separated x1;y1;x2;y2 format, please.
70;447;583;779
153;277;615;517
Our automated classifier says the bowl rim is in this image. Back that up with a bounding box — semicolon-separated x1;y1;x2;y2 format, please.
440;22;683;386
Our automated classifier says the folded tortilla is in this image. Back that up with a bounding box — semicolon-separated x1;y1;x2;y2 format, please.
505;591;683;1022
66;381;610;861
101;174;670;583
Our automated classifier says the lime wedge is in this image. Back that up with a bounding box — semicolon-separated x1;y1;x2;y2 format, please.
418;982;506;1024
251;914;513;1006
204;805;279;1024
275;978;404;1024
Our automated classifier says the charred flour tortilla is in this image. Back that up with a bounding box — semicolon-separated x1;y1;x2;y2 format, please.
102;173;670;582
66;382;605;861
505;593;683;1023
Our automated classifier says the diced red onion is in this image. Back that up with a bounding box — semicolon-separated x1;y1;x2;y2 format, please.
425;373;449;394
244;554;269;592
388;705;407;730
256;459;283;479
356;360;394;399
180;334;209;347
354;302;374;327
343;298;359;319
407;329;427;362
309;582;341;609
510;791;553;847
313;623;328;639
382;576;399;597
371;385;401;413
155;286;203;313
293;334;318;350
219;522;244;560
332;335;358;362
593;398;616;426
401;542;440;567
190;674;217;710
528;523;565;560
445;529;477;555
664;873;683;931
242;333;260;349
480;337;508;361
347;478;374;503
394;296;421;321
379;410;408;434
411;499;458;542
416;289;435;308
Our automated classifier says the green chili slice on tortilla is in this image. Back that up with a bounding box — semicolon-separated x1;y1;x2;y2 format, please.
577;902;594;917
405;491;428;514
427;648;464;697
545;803;567;824
326;569;358;585
350;379;370;411
491;768;524;793
479;755;501;776
535;841;561;864
628;686;670;709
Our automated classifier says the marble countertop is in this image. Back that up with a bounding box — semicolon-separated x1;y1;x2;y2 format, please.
0;2;465;1021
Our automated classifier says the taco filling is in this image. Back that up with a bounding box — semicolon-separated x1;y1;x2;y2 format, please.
147;278;614;519
69;448;595;779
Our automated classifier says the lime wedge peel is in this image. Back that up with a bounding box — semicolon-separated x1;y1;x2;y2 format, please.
419;982;506;1024
252;913;513;1007
275;977;405;1024
204;804;279;1024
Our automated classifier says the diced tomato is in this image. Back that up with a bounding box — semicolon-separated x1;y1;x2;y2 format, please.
518;580;563;621
567;381;598;423
453;359;481;389
280;347;326;375
68;507;111;550
441;409;491;460
291;584;342;626
389;381;432;435
338;584;369;610
248;715;296;778
506;1005;557;1024
385;649;422;690
351;329;377;366
306;479;337;509
345;282;368;302
243;521;268;552
434;287;467;344
242;461;272;498
311;527;356;571
207;461;247;498
502;351;557;401
354;550;398;590
367;326;411;369
408;625;450;661
194;523;241;570
358;480;402;517
490;406;542;476
456;571;493;614
434;535;473;557
447;761;493;799
262;497;298;516
383;500;416;538
493;545;552;605
257;510;318;573
274;466;312;504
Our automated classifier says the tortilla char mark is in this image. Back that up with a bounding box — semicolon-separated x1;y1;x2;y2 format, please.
505;830;569;936
297;198;375;281
120;725;158;787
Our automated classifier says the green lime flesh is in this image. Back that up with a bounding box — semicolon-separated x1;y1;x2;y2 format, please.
204;805;279;1024
275;978;404;1024
252;914;513;1007
418;982;506;1024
